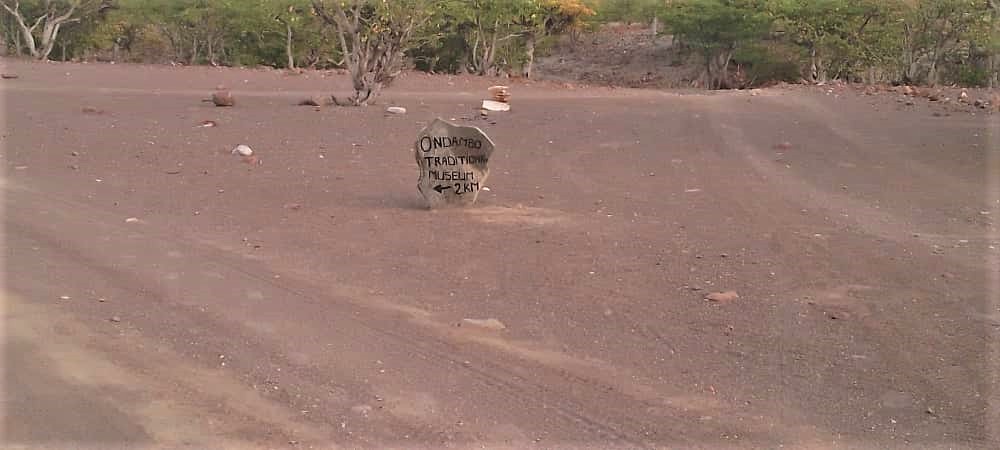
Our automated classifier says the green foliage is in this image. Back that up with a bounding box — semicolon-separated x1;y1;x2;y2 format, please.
661;0;773;88
733;43;801;87
591;0;659;24
951;64;990;86
8;0;996;88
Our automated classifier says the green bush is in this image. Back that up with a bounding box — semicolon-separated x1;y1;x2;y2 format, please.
733;44;801;87
950;65;990;87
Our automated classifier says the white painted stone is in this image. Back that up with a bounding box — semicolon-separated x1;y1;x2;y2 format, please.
415;119;495;208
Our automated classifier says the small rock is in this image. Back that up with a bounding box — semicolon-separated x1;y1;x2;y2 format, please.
125;217;139;223
298;95;326;107
482;100;510;112
974;99;986;108
198;120;217;128
232;144;253;156
705;291;740;303
774;141;792;150
82;106;103;114
69;164;79;170
386;106;407;114
351;404;373;415
460;318;507;331
71;151;80;156
488;85;511;103
212;90;235;107
1;73;19;79
959;91;969;101
110;316;121;323
59;295;71;300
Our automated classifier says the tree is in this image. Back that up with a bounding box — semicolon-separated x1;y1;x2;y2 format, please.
433;0;525;76
899;0;989;85
984;0;998;87
312;0;431;106
0;0;113;60
771;0;877;83
515;0;595;78
662;0;772;89
271;2;311;69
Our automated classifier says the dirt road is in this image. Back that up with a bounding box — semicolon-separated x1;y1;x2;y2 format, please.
2;60;998;449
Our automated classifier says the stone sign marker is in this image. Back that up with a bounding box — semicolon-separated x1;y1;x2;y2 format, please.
415;118;495;208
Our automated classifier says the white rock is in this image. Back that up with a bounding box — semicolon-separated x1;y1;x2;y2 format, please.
232;144;253;156
482;100;510;112
386;106;407;114
125;217;139;223
461;318;507;331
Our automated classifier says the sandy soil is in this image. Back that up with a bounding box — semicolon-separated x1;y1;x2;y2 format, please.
2;59;999;449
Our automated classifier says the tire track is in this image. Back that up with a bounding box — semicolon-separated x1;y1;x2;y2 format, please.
5;184;698;448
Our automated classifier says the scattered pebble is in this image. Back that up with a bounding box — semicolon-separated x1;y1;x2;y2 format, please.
386;106;407;114
351;405;373;415
298;95;326;107
460;318;507;331
705;291;740;303
110;316;121;323
125;217;139;223
59;295;71;300
232;144;253;156
1;73;19;79
212;90;235;107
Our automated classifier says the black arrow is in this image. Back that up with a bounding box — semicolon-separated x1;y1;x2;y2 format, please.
433;185;452;193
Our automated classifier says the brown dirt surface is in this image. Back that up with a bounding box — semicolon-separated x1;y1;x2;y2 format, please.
3;59;999;449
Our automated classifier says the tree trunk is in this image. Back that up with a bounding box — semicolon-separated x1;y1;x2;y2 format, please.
522;32;536;79
208;36;215;65
12;22;23;55
61;40;66;61
651;16;658;36
809;46;827;84
18;22;38;57
285;22;295;69
38;21;63;60
990;53;997;88
190;36;198;65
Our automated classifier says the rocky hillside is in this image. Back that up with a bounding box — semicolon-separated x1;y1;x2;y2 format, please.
535;23;699;89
